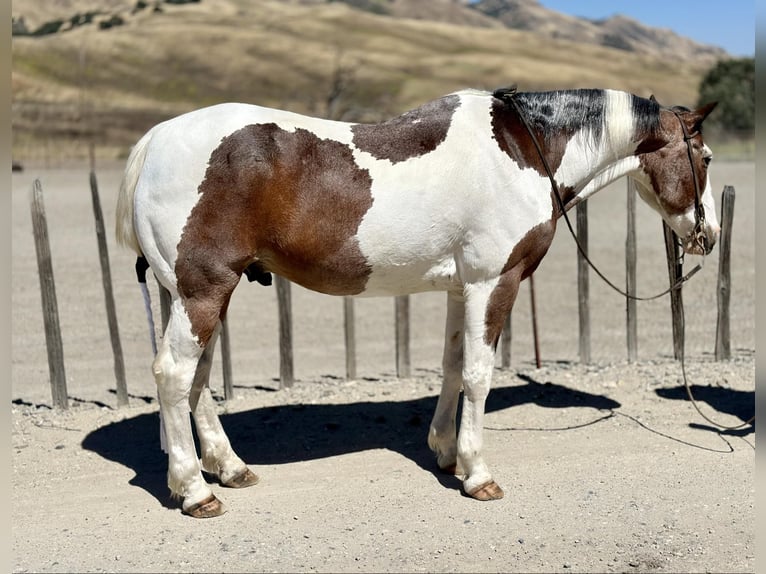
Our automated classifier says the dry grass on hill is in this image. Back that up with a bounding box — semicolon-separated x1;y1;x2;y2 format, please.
12;0;711;161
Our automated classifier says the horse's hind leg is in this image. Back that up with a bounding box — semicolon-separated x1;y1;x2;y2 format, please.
153;259;242;517
190;323;259;489
153;296;221;516
428;291;464;474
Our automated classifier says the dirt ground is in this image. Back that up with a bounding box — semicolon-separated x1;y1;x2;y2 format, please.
12;161;754;573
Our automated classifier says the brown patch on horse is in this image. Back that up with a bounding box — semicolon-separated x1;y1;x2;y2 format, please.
351;94;460;163
176;123;374;345
636;108;708;219
484;220;556;347
490;98;578;208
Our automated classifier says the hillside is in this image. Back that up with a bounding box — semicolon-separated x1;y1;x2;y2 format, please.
11;0;722;162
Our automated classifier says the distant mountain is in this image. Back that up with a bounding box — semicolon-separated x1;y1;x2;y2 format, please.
11;0;725;161
12;0;729;65
471;0;727;64
305;0;728;65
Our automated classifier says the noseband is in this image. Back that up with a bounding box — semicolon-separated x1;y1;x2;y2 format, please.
495;86;704;301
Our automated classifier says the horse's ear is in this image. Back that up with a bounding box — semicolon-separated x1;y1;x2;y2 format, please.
694;101;718;123
649;94;658;103
684;101;718;133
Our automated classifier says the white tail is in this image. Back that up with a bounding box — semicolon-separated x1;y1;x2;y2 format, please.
115;130;153;254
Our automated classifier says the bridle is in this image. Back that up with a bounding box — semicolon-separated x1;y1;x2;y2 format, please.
496;86;754;431
671;106;709;256
495;86;704;301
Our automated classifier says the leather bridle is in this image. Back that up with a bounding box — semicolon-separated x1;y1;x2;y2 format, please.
496;85;704;301
671;107;709;256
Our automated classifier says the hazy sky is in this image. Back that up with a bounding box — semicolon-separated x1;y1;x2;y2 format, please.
537;0;754;57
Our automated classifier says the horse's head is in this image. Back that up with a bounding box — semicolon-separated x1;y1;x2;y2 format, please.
632;99;720;255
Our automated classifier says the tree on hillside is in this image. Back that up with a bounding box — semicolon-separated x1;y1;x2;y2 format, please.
697;57;754;137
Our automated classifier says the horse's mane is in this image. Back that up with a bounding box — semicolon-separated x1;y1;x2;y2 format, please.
492;87;661;148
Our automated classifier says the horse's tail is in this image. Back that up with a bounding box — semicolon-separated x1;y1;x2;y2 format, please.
115;129;152;255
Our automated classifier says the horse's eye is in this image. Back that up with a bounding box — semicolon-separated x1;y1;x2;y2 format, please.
703;155;712;167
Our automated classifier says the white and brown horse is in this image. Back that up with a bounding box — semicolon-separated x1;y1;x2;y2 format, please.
116;87;719;517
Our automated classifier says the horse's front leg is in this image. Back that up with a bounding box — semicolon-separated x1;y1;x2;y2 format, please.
457;277;519;501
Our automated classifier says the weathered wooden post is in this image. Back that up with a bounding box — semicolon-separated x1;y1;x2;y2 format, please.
30;179;68;409
395;295;411;378
715;186;735;361
89;169;129;406
275;275;294;388
576;201;591;364
625;179;638;362
343;297;357;379
663;222;684;360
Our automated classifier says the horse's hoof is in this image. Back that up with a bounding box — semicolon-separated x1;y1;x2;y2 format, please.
223;468;260;489
466;480;504;501
183;494;226;518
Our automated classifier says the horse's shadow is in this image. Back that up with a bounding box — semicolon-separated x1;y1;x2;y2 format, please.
654;384;755;435
81;374;620;507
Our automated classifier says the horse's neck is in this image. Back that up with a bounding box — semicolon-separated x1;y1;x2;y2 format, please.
541;89;651;210
568;154;641;208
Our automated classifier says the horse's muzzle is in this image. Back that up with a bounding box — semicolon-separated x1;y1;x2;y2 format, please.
682;225;719;256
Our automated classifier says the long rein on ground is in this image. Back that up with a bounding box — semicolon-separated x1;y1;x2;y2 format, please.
496;87;754;431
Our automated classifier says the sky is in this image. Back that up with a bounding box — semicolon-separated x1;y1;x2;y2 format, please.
536;1;755;57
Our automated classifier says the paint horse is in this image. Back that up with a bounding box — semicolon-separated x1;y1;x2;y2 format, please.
116;87;719;517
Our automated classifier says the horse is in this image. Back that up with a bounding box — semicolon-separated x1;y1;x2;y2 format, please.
116;86;719;517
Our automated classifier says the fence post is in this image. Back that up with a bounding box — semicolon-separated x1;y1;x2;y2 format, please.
30;179;68;409
275;275;294;388
343;297;357;379
625;179;638;362
89;170;129;406
715;185;735;361
395;295;411;377
576;201;591;364
662;222;684;360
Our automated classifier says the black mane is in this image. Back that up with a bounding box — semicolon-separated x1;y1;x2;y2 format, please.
493;86;661;143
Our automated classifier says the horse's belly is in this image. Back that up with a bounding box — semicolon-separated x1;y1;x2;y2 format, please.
359;258;460;296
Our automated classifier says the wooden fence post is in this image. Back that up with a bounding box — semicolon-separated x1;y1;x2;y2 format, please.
30;179;68;409
715;185;735;361
395;295;411;378
576;201;591;364
89;170;129;406
275;275;294;388
343;297;357;379
663;222;684;360
625;179;638;362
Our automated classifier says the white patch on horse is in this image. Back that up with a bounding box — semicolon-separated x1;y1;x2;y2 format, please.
350;91;552;295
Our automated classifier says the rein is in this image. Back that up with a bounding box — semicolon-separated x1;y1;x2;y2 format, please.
496;86;754;432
